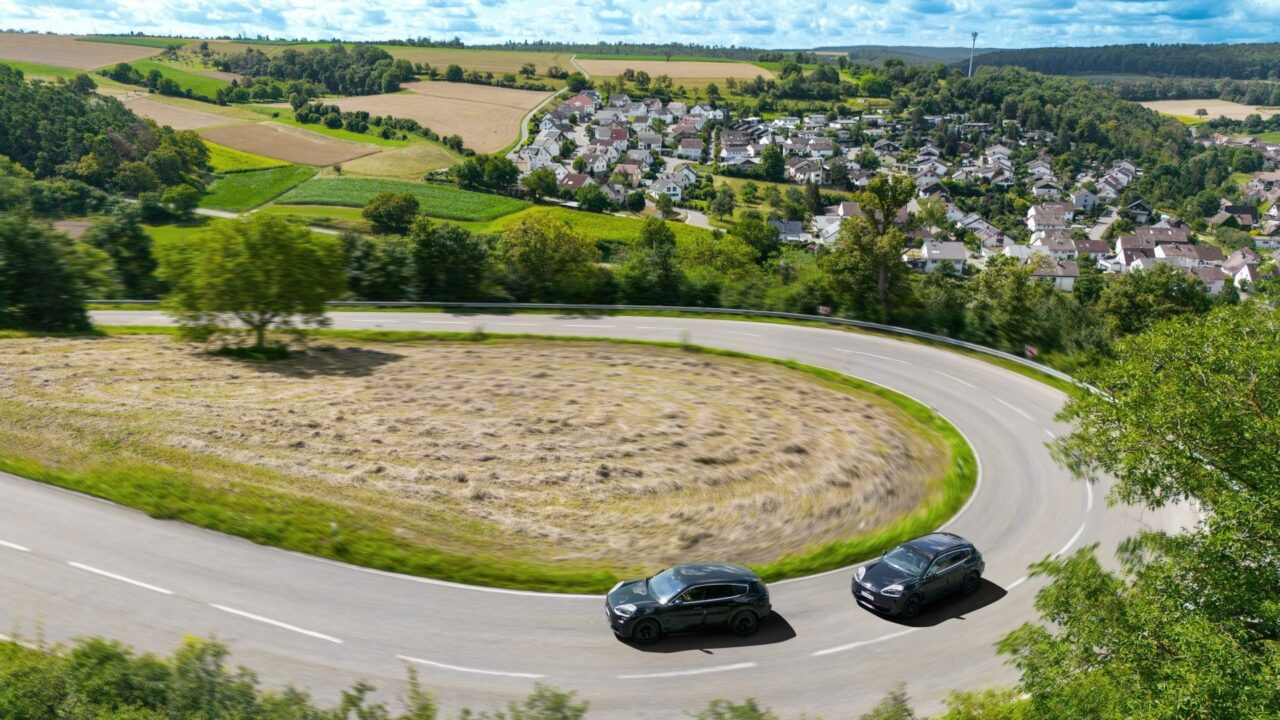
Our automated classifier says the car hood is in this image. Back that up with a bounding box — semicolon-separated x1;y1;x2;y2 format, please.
860;561;919;591
607;579;659;608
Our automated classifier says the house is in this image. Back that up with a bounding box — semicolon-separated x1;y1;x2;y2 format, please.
558;172;595;191
721;143;753;162
1135;225;1191;244
916;158;949;176
613;163;644;186
635;132;663;151
1030;229;1078;259
1026;159;1054;178
808;137;836;158
1191;266;1227;295
906;241;968;273
565;94;599;117
669;165;698;187
598;182;629;207
623;149;653;168
769;219;808;243
1126;199;1153;224
1071;188;1099;213
609;93;631;107
579;152;609;175
1073;238;1111;257
1031;178;1062;199
666;101;688;118
873;139;901;155
848;169;875;188
676;138;704;160
1153;243;1224;269
1208;201;1259;229
1027;202;1076;232
649;175;684;201
785;157;826;184
1031;259;1079;292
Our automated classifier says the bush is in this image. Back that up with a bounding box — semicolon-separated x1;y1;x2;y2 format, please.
362;192;420;233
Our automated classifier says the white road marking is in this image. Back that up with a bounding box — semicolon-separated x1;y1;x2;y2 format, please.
397;654;544;679
812;629;917;657
495;322;537;327
0;540;30;552
1044;429;1057;439
835;349;909;365
617;662;756;679
67;562;173;595
719;330;761;338
933;370;975;388
564;324;614;329
1007;575;1029;591
636;326;680;331
209;604;343;644
1055;522;1088;559
994;397;1033;421
412;320;467;325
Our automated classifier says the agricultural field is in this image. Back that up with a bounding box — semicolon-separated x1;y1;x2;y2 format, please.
290;81;553;154
125;59;230;98
119;94;248;130
204;142;287;173
1256;132;1280;142
0;59;80;80
199;122;381;166
574;57;774;81
0;32;159;70
276;177;530;221
255;204;369;231
204;41;570;77
337;142;459;179
478;206;715;246
202;165;317;212
1141;98;1279;121
0;335;947;581
79;35;190;49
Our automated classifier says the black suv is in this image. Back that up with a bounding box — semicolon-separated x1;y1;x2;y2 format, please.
605;563;772;644
852;533;985;618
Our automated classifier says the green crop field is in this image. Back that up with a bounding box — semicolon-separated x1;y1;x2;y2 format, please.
1257;132;1280;142
79;35;188;49
204;142;288;173
141;219;210;243
127;59;229;98
203;165;317;212
480;206;714;245
0;59;80;79
255;204;370;231
245;108;413;148
277;177;530;222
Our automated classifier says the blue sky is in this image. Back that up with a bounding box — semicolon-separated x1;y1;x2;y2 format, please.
0;0;1271;48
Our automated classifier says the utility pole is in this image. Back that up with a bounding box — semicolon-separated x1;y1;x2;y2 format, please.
968;32;979;77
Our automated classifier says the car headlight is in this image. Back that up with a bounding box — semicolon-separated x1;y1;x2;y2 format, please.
854;566;866;582
613;604;637;618
881;584;904;597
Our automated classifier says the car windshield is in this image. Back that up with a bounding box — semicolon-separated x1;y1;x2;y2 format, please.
883;546;930;576
648;569;684;604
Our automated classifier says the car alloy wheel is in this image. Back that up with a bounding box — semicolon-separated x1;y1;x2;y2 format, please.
632;619;662;645
901;595;922;618
729;610;759;636
963;572;980;595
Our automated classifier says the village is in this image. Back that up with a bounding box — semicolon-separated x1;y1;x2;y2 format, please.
512;88;1280;296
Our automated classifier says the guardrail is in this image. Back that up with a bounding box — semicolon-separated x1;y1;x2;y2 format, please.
88;300;1078;385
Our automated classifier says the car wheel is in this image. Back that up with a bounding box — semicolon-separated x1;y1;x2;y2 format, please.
631;619;662;645
963;572;980;595
729;610;759;637
900;594;922;618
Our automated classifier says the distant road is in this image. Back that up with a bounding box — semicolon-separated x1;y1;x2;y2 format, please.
1;311;1190;718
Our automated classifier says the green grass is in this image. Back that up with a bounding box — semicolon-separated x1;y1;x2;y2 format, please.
0;327;975;593
277;177;529;222
79;35;187;49
0;59;81;79
1257;132;1280;142
140;219;211;243
575;53;753;64
255;204;370;231
126;59;229;98
203;166;317;212
474;206;715;245
204;142;288;173
247;108;412;148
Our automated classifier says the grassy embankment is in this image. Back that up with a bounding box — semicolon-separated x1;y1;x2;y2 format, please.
276;177;529;221
0;328;975;593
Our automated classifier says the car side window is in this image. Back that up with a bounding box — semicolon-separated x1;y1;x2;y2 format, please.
677;586;708;603
931;550;969;575
702;584;746;601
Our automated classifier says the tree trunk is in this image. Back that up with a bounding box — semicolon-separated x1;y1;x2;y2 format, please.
252;323;266;350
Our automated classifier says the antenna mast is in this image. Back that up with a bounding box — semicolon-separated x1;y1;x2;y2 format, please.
968;32;978;77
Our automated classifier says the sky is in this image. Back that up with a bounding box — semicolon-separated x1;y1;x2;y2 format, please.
1;0;1274;49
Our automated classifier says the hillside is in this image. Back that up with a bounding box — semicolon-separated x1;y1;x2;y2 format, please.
816;44;999;65
973;42;1280;81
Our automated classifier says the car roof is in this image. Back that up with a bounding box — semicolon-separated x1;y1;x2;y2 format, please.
902;532;972;557
664;563;760;586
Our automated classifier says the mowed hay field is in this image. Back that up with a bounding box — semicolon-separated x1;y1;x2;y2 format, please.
0;33;159;70
200;122;381;166
306;81;552;154
0;336;948;581
575;58;774;81
120;95;246;131
1142;99;1280;121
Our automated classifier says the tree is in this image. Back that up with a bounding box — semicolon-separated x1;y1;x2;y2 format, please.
161;184;200;219
997;305;1280;720
519;63;536;78
494;212;601;302
408;217;490;301
758;144;785;182
575;183;610;213
691;699;779;720
482;155;518;194
821;176;914;321
114;161;159;195
860;685;917;720
0;214;91;331
1096;262;1210;337
709;184;736;219
565;72;590;93
624;190;646;213
83;208;162;299
155;215;345;350
728;214;780;262
362;192;420;234
521;168;558;199
740;181;759;204
444;64;464;82
619;218;684;305
803;181;822;215
655;192;675;218
341;232;414;301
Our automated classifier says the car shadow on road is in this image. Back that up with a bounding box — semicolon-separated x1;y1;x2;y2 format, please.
877;580;1008;628
622;613;797;654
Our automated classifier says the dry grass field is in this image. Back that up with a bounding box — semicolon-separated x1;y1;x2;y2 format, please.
199;122;381;166
301;81;552;153
0;336;946;570
575;58;774;81
338;142;458;178
1142;98;1279;121
0;32;158;70
120;95;246;130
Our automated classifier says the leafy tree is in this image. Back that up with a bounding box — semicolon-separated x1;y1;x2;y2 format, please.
459;684;587;720
408;217;490;301
494;212;601;302
709;184;736;218
691;699;779;720
860;685;917;720
821;176;914;320
1096;262;1210;337
341;232;414;301
483;155;519;194
728;213;780;262
155;215;345;350
624;190;646;213
83;208;162;299
519;63;536;78
445;64;464;82
161;184;200;219
521;168;558;199
655;192;675;218
362;192;421;234
619;218;684;305
565;72;590;93
114;162;160;195
575;183;610;213
0;214;91;331
758;144;785;182
739;181;759;204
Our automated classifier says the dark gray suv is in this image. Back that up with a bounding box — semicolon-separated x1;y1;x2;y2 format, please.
852;533;985;617
605;563;772;644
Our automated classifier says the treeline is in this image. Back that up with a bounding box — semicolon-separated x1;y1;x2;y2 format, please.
0;67;207;196
974;42;1280;81
428;63;556;92
291;101;468;152
471;40;765;61
214;44;416;95
1096;76;1280;106
99;61;322;105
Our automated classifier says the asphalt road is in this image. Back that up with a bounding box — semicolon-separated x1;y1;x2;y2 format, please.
0;311;1190;718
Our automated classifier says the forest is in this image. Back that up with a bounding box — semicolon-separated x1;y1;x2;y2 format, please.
213;44;417;96
974;42;1280;81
